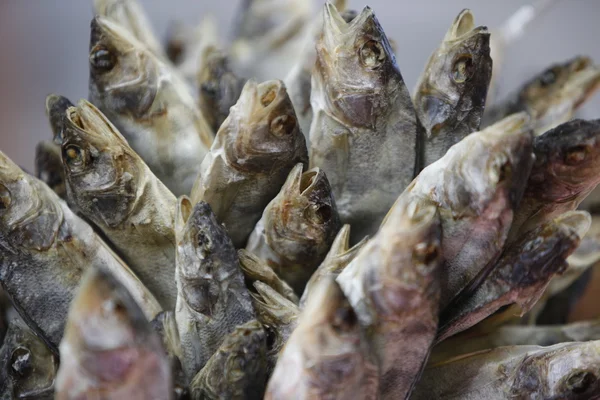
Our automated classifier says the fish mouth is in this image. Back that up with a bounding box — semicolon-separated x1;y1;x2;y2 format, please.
445;9;488;42
555;211;591;239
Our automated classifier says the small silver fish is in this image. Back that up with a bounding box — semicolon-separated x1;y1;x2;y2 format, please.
174;198;255;379
50;96;178;310
189;320;267;400
265;277;379;400
414;9;492;167
437;211;589;343
412;341;600;400
88;16;213;195
190;79;308;248
55;268;172;400
246;163;341;294
309;3;418;243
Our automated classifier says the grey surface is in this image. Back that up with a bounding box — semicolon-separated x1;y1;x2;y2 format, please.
0;0;599;171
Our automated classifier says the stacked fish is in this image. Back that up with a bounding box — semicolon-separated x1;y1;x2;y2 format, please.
2;0;600;399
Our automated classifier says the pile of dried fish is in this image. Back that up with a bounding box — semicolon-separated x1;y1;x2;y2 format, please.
2;0;600;398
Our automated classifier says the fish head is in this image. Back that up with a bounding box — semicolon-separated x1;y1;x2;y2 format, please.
0;319;57;399
315;4;400;128
88;16;158;118
369;197;442;316
518;56;600;131
439;113;534;215
218;320;266;386
509;341;600;399
265;164;341;264
529;119;600;202
177;200;238;317
45;94;75;144
223;79;308;172
52;97;142;228
415;9;491;135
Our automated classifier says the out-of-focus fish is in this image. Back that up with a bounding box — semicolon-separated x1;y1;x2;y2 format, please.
238;249;299;304
399;113;534;309
49;96;178;310
0;149;161;349
174;198;255;379
189;320;267;400
93;0;166;60
414;9;492;167
507;119;600;243
246;164;341;294
190;79;308;248
230;0;313;80
482;57;600;135
437;211;589;343
0;288;7;344
197;46;246;133
34;140;66;200
55;268;172;400
88;16;213;195
250;281;299;373
300;224;368;308
337;196;443;399
265;278;379;400
0;316;57;400
432;318;600;364
412;341;600;400
487;0;563;106
310;4;418;243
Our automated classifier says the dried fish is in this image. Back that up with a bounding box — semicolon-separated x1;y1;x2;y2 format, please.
197;46;246;133
483;57;600;135
414;9;492;167
238;249;299;304
412;342;600;399
437;211;589;342
265;278;379;400
50;96;178;310
0;150;161;349
174;198;255;379
399;113;534;309
0;316;57;400
88;16;213;195
55;268;172;400
310;3;418;243
337;196;442;399
34;140;66;200
300;224;368;308
246;163;341;294
190;79;308;248
189;320;267;400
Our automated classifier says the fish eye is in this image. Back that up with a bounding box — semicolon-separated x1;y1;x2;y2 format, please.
359;40;386;69
331;303;357;333
564;145;588;165
63;145;87;169
304;203;332;225
498;162;512;182
0;183;12;211
412;242;440;267
90;45;116;72
10;347;32;378
196;231;212;258
452;55;474;83
539;69;557;87
566;371;597;394
270;115;297;138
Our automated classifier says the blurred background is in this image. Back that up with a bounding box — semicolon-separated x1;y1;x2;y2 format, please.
0;0;599;316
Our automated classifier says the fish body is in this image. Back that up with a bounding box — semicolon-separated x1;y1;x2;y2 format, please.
414;9;492;167
174;199;255;379
0;150;161;349
437;211;589;342
190;79;308;248
246;163;341;294
337;196;443;399
412;341;600;399
189;320;267;400
265;278;379;400
50;96;178;310
309;4;418;243
88;16;213;195
55;268;172;400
